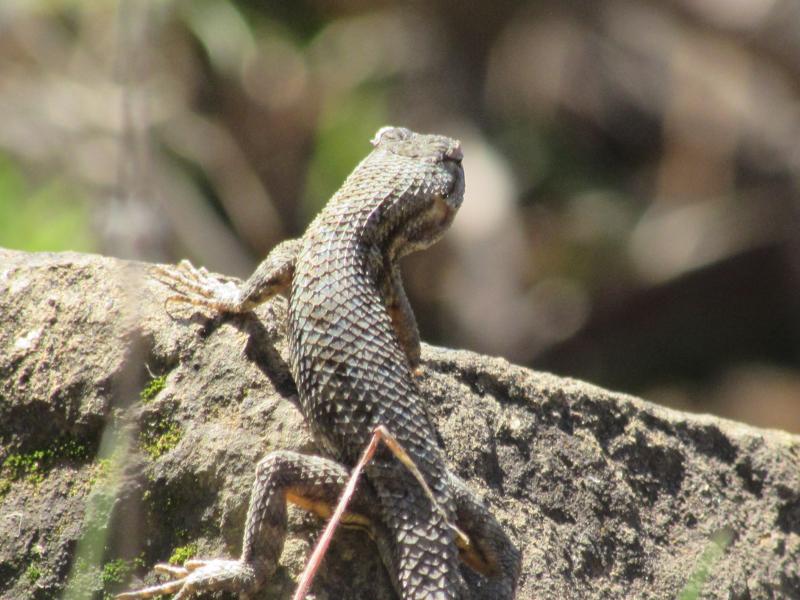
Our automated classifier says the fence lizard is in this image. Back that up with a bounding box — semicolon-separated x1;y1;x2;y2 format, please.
117;127;521;599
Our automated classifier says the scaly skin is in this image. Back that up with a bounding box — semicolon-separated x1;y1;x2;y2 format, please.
120;127;520;600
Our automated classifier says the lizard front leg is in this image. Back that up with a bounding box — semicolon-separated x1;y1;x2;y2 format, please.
380;261;422;373
117;450;375;600
152;238;301;313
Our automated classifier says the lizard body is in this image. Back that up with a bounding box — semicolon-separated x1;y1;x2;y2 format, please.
118;127;520;599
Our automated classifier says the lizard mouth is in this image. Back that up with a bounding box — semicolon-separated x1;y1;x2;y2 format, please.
443;159;465;211
436;160;464;226
432;195;455;227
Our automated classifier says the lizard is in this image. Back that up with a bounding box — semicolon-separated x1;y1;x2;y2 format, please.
117;126;521;599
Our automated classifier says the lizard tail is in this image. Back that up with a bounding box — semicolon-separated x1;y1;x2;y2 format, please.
373;467;467;600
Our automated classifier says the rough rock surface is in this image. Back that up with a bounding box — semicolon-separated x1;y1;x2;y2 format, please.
0;247;798;599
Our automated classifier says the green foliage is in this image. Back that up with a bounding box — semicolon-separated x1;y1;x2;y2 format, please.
140;375;167;404
24;545;44;587
25;563;42;585
100;558;133;587
169;543;199;566
182;0;255;76
3;450;49;486
303;88;388;219
139;374;182;458
0;155;95;252
678;528;734;599
0;436;91;492
139;419;182;459
86;457;111;490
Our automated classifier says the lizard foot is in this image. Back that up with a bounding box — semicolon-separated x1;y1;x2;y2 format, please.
151;260;243;313
115;558;259;600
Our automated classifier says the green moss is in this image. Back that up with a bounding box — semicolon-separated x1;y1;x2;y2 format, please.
678;528;734;600
86;457;111;489
139;420;182;459
139;377;182;459
25;563;42;584
101;558;134;587
4;450;48;485
0;435;91;492
140;375;167;404
168;543;198;565
56;437;92;461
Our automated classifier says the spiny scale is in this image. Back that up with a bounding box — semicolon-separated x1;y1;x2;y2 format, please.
120;127;520;600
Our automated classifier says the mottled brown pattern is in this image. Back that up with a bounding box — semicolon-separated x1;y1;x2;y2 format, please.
118;127;520;600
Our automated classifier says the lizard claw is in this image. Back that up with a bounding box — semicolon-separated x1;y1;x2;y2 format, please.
115;558;259;600
151;261;243;313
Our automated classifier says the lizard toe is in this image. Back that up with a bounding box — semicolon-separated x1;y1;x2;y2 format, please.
116;559;260;600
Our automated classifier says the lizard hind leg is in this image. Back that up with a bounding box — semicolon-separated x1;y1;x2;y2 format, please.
116;450;368;600
115;559;260;600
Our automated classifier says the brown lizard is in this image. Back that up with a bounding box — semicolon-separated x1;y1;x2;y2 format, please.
117;126;521;599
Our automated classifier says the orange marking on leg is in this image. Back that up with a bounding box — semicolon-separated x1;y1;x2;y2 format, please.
456;535;496;576
292;430;384;600
286;490;333;520
286;490;372;531
292;426;470;599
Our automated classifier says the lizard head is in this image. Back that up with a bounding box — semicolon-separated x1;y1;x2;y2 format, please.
368;126;464;258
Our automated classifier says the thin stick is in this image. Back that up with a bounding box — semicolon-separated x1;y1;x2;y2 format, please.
292;425;469;600
291;429;382;600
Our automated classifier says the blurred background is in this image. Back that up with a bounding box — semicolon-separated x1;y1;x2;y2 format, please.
0;0;798;432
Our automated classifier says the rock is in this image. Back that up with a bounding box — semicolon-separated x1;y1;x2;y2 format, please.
0;247;798;599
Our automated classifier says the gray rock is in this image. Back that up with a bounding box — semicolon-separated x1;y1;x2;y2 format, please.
0;247;798;599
